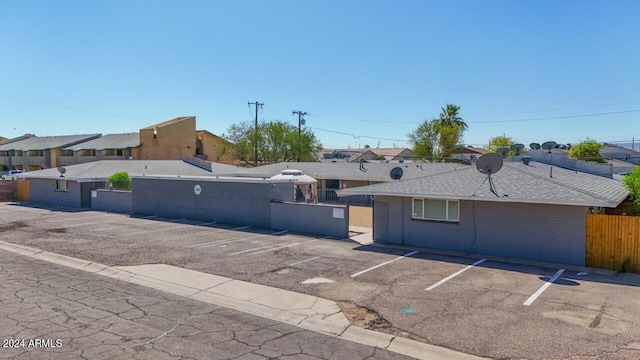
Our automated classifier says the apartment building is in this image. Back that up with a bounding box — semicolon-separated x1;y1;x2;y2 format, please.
0;116;238;171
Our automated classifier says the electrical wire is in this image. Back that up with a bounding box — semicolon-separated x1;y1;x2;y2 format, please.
2;95;155;122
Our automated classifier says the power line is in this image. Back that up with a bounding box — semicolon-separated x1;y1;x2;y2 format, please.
2;95;155;122
466;101;640;116
468;109;640;124
309;126;408;143
314;108;640;125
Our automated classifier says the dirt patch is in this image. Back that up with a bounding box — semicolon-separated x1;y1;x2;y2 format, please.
338;301;391;330
349;206;372;228
0;221;28;232
47;228;68;233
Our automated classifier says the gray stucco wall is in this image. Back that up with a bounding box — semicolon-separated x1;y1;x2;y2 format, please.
29;178;81;208
132;177;293;228
271;202;348;238
374;196;588;266
91;189;132;213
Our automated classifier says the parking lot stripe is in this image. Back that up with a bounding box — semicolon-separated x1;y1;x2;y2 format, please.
425;259;486;291
351;251;420;278
226;230;291;255
148;222;219;242
245;238;319;256
523;269;565;306
137;215;159;220
288;256;321;267
37;214;113;224
60;220;117;228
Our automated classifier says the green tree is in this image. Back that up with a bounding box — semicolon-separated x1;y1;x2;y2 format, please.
569;138;604;162
224;120;320;165
434;104;468;157
486;135;515;153
623;166;640;203
407;104;468;159
407;120;439;157
224;121;259;165
108;172;131;190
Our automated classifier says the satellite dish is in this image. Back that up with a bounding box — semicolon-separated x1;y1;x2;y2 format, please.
541;141;557;153
510;143;525;155
530;143;541;150
390;167;403;180
476;153;503;175
57;166;67;177
496;147;510;157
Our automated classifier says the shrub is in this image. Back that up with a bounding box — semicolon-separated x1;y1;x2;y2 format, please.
108;171;132;190
569;138;604;162
622;166;640;203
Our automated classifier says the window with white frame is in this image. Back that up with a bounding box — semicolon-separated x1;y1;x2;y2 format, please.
412;198;459;222
55;179;68;191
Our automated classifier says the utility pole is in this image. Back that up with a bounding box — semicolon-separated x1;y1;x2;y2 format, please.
248;101;263;166
292;110;308;162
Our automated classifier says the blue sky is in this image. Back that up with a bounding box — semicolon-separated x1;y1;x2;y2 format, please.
1;0;639;149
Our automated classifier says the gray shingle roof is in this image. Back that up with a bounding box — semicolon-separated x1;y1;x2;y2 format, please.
17;160;236;182
63;133;141;151
0;134;101;151
225;162;470;182
337;161;629;208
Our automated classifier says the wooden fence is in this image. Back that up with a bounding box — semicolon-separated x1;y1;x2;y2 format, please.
586;214;640;272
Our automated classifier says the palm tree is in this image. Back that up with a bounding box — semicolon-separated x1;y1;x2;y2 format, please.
436;104;467;130
434;104;467;157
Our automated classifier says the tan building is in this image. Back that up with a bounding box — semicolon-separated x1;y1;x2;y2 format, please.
139;116;196;160
0;116;238;171
196;130;237;165
58;133;142;166
0;134;100;171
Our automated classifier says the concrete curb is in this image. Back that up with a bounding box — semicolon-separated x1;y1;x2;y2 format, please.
0;240;487;360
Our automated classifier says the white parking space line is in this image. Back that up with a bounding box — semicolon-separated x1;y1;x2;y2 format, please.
89;225;126;232
212;230;290;253
425;259;486;291
288;256;321;267
62;220;117;228
148;222;219;242
245;238;320;256
227;230;291;255
351;250;420;278
37;214;113;224
117;218;196;236
119;222;201;236
523;269;566;306
186;226;257;248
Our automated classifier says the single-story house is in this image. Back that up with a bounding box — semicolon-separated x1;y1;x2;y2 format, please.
336;159;629;266
15;160;236;209
228;162;470;204
452;145;488;162
317;147;412;163
601;145;640;165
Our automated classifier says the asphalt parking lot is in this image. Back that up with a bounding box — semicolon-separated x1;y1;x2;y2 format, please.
0;249;412;360
2;202;640;360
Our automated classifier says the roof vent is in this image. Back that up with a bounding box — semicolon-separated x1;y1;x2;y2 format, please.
522;156;531;165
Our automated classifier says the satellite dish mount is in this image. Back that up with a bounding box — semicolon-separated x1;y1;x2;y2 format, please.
475;153;503;197
57;166;67;178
